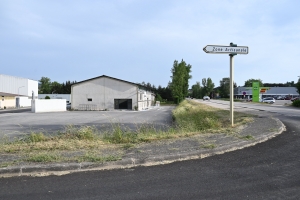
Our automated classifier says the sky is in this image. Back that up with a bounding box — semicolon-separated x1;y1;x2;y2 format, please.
1;0;300;88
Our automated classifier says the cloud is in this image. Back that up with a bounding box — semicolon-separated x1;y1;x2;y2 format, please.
1;0;300;86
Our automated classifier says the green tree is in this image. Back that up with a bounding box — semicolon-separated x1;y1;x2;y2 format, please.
51;81;62;94
219;77;230;98
202;77;215;97
191;82;202;99
170;60;192;104
296;78;300;94
61;80;76;94
39;77;52;94
244;79;263;87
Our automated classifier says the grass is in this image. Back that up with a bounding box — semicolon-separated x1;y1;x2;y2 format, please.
0;100;253;164
239;135;254;140
202;144;216;149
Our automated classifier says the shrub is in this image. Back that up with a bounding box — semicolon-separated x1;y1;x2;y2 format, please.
45;96;50;99
26;133;47;142
62;125;98;140
292;100;300;107
4;106;6;109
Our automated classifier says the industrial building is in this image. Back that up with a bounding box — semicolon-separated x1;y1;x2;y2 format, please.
71;75;155;111
0;74;38;109
234;86;298;98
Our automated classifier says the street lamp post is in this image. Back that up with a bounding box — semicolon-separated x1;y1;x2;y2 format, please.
17;86;25;108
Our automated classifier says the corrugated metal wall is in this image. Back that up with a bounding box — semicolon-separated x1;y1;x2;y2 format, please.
0;74;38;97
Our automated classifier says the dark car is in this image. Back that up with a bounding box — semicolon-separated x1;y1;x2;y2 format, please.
284;96;292;100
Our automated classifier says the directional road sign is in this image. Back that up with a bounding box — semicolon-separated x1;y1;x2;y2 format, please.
203;45;249;54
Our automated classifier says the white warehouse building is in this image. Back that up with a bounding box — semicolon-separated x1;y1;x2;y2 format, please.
0;74;38;109
71;75;155;111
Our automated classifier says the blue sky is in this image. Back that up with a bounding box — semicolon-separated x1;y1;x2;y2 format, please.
1;0;300;88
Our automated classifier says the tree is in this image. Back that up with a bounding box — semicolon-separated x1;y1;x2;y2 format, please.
296;78;300;94
51;81;62;94
61;80;76;94
170;59;192;104
39;77;52;94
244;79;263;87
202;77;215;97
219;78;230;98
191;82;201;99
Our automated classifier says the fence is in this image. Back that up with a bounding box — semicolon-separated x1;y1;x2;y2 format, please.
78;104;98;111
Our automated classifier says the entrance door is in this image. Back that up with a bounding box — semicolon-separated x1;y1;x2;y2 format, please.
114;99;132;110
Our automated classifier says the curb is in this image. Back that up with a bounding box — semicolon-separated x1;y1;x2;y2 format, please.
0;118;286;178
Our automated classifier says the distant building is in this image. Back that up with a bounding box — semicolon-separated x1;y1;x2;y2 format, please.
234;86;298;98
38;94;71;103
71;75;155;111
0;74;38;109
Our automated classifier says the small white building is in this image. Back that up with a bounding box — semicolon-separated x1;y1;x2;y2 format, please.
0;74;38;109
71;75;155;111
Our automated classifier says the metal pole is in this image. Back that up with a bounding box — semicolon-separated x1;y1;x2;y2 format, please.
229;42;237;127
229;54;234;127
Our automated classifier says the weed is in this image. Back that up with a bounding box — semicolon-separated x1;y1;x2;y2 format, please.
122;144;134;150
202;144;216;149
26;152;61;162
239;135;254;140
77;152;121;163
60;125;98;140
103;123;138;144
25;132;48;143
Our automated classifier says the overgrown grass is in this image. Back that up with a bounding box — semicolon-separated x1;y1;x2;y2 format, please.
0;100;253;164
103;100;252;144
202;144;216;149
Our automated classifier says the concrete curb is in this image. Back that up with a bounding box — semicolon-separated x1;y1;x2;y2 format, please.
0;118;286;178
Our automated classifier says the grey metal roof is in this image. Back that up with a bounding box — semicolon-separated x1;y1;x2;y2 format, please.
72;75;140;87
72;75;154;94
235;87;298;95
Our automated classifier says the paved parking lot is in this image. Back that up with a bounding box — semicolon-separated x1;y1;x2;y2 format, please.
0;106;174;138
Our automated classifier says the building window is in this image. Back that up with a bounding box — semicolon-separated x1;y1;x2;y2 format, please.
140;93;143;100
88;98;92;101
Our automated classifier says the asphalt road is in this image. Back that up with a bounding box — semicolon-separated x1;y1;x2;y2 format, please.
0;106;174;138
0;101;299;199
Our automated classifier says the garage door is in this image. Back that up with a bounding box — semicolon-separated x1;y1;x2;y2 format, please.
114;99;132;110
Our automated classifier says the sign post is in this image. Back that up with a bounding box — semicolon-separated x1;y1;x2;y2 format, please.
203;43;248;127
252;82;260;102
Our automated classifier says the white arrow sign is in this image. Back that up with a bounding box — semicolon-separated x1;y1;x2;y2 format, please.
203;45;249;54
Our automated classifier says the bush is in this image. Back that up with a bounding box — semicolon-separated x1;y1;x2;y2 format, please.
292;100;300;107
62;125;98;140
26;133;47;142
45;96;50;99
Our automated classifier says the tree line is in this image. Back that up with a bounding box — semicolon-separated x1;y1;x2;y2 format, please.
39;77;76;94
142;65;300;103
39;62;300;102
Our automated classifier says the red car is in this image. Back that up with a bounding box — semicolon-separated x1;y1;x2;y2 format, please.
291;97;299;102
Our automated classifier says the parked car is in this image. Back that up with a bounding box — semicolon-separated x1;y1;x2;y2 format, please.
291;97;299;102
203;96;210;101
262;97;275;104
276;96;284;100
284;96;292;100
